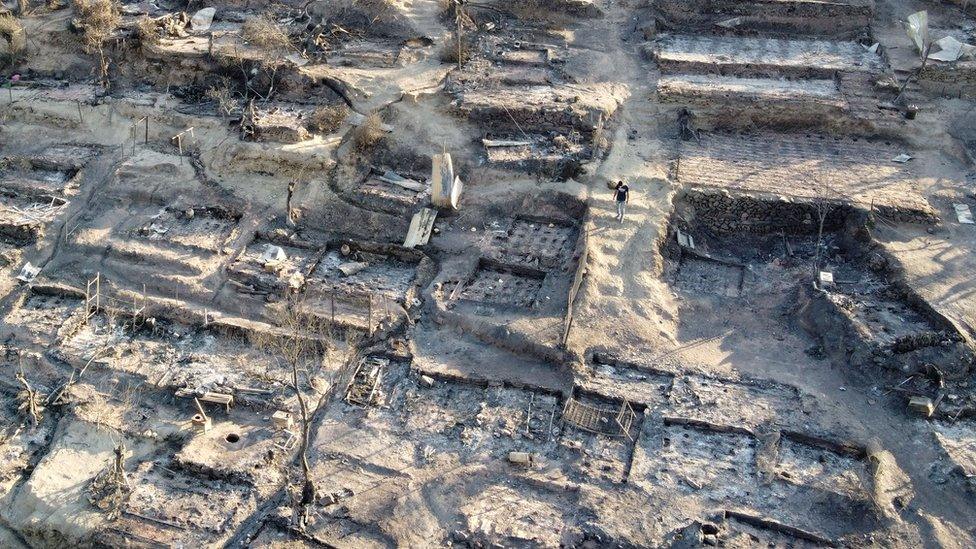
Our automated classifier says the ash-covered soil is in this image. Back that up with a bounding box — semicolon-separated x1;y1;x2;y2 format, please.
1;0;976;547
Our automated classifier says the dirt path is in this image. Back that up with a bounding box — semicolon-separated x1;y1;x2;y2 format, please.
0;147;117;326
567;9;679;359
565;2;976;544
399;0;450;42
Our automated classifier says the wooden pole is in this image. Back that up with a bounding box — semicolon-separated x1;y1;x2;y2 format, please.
367;295;373;336
194;397;209;422
896;43;932;104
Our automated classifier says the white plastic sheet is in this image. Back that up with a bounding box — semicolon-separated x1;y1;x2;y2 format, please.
906;11;929;55
190;8;216;32
928;36;976;62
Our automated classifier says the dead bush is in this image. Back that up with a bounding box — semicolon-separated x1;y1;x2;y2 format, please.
308;103;349;134
438;0;477;28
440;32;473;65
352;112;385;152
72;0;120;85
242;15;292;57
72;0;121;54
135;15;160;46
206;84;240;117
0;14;26;58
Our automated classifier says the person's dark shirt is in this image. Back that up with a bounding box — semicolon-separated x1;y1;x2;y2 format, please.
615;184;629;202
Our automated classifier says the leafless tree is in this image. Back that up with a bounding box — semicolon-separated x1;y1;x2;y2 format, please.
896;42;932;104
0;14;26;62
88;439;130;518
441;0;474;69
16;369;44;425
452;0;465;72
896;13;933;104
205;80;241;118
238;15;295;101
286;167;306;227
71;0;121;88
249;292;335;531
811;180;835;279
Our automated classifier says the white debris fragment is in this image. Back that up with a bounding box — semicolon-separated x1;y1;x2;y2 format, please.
16;262;39;283
338;262;369;277
715;17;743;29
379;170;425;191
507;451;535;466
954;203;974;224
288;271;305;289
260;244;287;263
482;138;533;148
285;53;309;67
190;7;216;31
819;271;834;287
431;152;463;210
928;36;976;62
403;207;437;248
906;11;929;56
891;154;913;163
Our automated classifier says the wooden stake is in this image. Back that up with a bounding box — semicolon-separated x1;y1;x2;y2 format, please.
367;295;373;336
194;397;209;422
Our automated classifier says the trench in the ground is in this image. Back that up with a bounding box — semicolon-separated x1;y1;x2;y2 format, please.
657;189;970;381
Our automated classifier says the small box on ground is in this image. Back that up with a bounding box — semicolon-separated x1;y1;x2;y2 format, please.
272;410;294;430
908;396;935;417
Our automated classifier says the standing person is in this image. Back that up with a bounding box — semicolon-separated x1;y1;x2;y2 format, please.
613;180;629;222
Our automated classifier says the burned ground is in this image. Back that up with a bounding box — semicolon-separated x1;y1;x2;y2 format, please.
0;0;975;547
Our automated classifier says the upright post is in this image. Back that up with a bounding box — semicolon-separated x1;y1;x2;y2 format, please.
367;295;373;336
